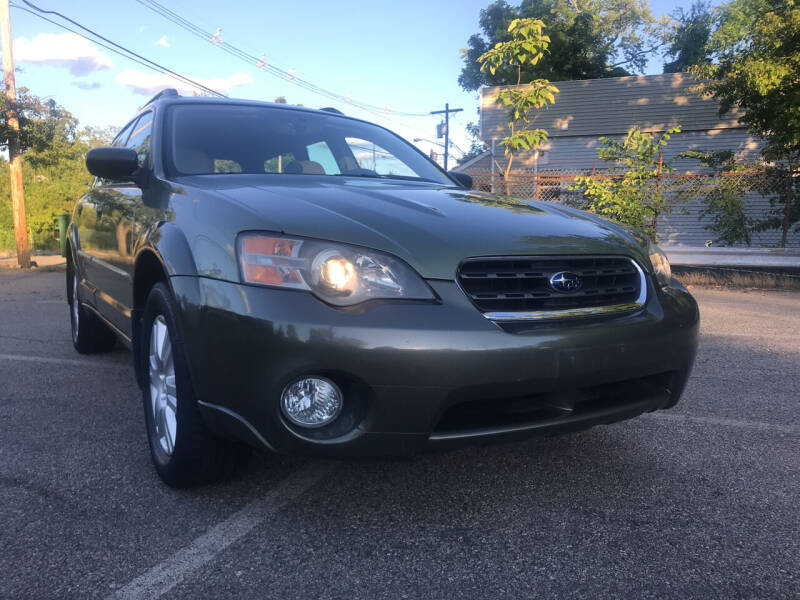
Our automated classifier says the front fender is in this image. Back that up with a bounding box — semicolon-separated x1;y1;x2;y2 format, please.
146;221;198;277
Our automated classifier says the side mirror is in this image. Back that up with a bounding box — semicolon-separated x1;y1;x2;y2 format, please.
86;147;139;180
448;170;473;190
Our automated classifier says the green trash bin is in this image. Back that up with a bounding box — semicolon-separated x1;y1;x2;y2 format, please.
55;212;71;258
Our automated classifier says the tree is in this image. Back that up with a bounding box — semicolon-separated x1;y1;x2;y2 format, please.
0;88;78;157
459;0;666;91
1;91;107;251
477;18;559;183
456;121;488;167
662;0;713;73
691;0;800;246
572;126;682;237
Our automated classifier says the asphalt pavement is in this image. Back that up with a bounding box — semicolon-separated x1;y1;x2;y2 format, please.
1;268;798;599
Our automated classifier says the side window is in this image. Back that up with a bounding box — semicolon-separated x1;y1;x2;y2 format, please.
111;121;136;147
345;137;415;177
306;141;340;174
264;152;296;173
125;113;153;167
214;159;242;173
95;120;136;187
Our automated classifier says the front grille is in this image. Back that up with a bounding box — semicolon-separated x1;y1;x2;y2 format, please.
457;255;643;315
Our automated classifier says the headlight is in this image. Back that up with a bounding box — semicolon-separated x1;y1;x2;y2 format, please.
648;241;672;287
237;233;434;306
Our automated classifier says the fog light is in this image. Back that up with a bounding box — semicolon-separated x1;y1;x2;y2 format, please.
281;377;343;428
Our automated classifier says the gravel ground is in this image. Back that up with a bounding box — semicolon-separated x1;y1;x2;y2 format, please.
1;269;798;600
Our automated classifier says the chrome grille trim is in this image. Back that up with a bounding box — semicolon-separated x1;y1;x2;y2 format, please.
462;257;648;322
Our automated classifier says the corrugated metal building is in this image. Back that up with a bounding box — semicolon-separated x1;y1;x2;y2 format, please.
468;73;797;248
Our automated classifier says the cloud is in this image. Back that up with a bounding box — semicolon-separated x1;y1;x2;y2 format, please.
13;32;112;76
115;69;254;96
155;35;169;48
72;81;102;90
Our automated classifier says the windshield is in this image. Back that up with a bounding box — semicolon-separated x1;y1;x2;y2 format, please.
166;104;452;185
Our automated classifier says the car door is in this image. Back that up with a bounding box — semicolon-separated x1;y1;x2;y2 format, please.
75;120;136;312
82;113;153;337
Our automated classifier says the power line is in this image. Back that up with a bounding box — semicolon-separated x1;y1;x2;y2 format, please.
15;0;224;97
133;0;436;129
9;3;186;83
12;0;448;144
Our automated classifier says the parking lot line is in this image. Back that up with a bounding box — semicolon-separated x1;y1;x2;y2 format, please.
0;353;129;369
108;462;335;600
645;412;800;435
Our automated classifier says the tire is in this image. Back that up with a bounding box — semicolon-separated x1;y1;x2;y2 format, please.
68;264;116;354
141;282;250;487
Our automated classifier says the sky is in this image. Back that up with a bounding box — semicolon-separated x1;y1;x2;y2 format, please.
6;0;701;163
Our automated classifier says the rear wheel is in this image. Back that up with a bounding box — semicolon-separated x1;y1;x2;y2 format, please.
68;266;116;354
141;282;250;487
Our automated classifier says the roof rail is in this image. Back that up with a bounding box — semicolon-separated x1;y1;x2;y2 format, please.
145;88;180;106
319;107;344;115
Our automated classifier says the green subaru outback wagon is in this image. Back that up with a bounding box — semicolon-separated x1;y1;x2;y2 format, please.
67;89;698;487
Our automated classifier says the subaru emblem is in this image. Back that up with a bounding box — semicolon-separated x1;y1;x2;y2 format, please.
549;271;582;293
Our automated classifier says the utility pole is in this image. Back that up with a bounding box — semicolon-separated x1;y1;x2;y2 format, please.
430;103;462;171
1;0;30;269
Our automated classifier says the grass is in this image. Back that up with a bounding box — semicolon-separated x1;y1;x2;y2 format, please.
674;267;800;291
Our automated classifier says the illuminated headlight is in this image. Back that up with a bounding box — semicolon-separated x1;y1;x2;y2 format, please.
281;377;343;428
648;241;672;287
237;233;434;306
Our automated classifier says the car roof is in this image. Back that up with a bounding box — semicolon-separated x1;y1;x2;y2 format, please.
142;88;350;119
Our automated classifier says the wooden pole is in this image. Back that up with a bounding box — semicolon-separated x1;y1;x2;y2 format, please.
1;0;30;269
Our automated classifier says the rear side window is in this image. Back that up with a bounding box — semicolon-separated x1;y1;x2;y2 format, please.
306;141;340;174
264;153;296;173
125;113;153;167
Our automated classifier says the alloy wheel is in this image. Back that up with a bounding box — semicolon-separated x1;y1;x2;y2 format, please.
148;315;178;455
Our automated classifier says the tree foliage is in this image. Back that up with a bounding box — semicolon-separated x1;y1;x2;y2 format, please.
662;0;713;73
1;91;114;251
477;18;559;181
572;126;682;237
456;121;488;167
459;0;666;91
690;0;800;246
692;0;800;161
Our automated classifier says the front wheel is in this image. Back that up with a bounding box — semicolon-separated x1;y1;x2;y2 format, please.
141;282;250;487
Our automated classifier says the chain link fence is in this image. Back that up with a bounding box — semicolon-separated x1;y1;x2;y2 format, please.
470;170;783;204
469;169;798;247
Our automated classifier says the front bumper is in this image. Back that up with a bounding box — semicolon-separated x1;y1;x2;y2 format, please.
171;274;699;458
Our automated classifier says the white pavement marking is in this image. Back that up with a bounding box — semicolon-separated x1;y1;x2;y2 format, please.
645;412;800;435
0;353;128;369
108;462;334;600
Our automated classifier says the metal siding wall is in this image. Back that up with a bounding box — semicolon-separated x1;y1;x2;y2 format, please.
479;73;744;142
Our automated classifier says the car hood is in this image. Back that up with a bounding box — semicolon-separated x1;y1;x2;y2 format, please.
178;175;651;280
